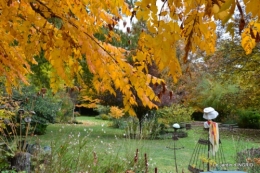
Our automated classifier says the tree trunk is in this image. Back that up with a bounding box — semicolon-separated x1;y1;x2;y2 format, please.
138;116;142;135
72;103;75;122
135;108;148;137
11;152;31;173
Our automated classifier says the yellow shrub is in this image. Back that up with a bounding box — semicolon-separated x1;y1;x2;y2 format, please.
109;106;124;119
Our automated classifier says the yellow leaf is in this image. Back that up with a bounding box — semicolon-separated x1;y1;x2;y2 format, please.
183;25;193;37
212;4;220;14
136;10;149;21
146;74;152;84
254;22;260;32
114;79;121;89
147;24;157;33
159;11;168;16
184;15;195;26
217;10;229;20
218;0;234;13
128;108;136;116
241;28;256;54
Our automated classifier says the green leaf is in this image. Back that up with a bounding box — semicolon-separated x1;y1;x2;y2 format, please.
219;0;235;13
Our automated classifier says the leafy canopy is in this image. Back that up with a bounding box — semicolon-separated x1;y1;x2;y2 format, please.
1;0;260;115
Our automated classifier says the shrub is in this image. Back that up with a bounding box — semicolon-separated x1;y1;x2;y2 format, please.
11;86;61;134
141;113;161;139
0;110;16;170
123;114;161;139
95;105;125;127
100;114;111;120
236;109;260;129
156;104;194;130
74;111;81;117
23;95;60;134
94;105;110;115
0;109;40;172
55;91;74;123
108;106;126;128
109;106;124;119
123;117;139;136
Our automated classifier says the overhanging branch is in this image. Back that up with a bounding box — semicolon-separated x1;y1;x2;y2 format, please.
29;0;120;64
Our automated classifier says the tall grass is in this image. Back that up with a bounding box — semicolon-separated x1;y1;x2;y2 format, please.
2;116;259;172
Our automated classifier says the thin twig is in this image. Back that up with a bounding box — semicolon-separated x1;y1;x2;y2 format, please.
158;0;168;28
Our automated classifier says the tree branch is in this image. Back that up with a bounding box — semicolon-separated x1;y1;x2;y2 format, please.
158;0;168;28
29;0;121;65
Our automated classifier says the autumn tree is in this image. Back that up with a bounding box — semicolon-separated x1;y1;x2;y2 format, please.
165;36;259;120
96;21;175;133
0;0;164;116
204;39;260;109
1;0;260;116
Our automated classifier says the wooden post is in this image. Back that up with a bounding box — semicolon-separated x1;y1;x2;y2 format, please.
207;128;210;171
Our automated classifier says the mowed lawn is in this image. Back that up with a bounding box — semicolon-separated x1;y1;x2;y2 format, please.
33;116;260;173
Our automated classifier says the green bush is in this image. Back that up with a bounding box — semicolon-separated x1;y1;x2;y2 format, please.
55;92;74;123
123;114;161;139
237;109;260;129
123;116;140;138
95;114;111;121
12;86;61;135
94;105;112;121
0;142;12;170
156;104;194;130
74;111;81;117
100;114;111;120
111;116;128;129
94;105;110;115
141;113;161;139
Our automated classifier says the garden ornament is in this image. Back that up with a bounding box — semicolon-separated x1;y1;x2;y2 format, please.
30;111;36;115
172;123;180;129
169;123;183;173
18;109;25;114
172;123;180;141
24;116;32;123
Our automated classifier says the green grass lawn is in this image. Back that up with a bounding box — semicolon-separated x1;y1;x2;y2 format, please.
32;116;259;173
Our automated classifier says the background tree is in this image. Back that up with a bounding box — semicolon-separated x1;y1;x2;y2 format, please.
29;50;51;88
204;39;260;109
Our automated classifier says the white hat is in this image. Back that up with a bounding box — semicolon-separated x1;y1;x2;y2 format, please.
203;107;219;120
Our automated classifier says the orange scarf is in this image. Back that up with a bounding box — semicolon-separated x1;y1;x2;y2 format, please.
209;121;219;156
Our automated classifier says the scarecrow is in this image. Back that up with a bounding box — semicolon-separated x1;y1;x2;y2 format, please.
203;107;219;156
188;107;226;173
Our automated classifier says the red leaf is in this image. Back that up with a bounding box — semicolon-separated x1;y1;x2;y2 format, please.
127;27;131;33
130;11;136;22
123;21;127;27
239;18;245;34
256;32;260;43
250;28;255;39
169;91;173;99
